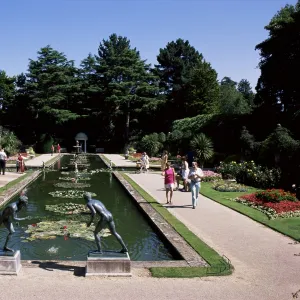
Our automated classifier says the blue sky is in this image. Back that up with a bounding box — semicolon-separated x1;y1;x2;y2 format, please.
0;0;297;89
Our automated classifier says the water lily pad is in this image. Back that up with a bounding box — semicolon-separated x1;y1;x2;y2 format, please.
23;220;111;242
48;190;96;199
45;203;90;215
54;182;91;188
59;177;91;181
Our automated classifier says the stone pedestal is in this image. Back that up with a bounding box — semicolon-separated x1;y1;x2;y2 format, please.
0;250;22;275
85;251;131;277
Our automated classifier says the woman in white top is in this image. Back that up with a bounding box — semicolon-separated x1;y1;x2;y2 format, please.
188;161;204;209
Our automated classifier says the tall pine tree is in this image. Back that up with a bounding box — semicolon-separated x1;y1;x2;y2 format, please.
96;34;159;151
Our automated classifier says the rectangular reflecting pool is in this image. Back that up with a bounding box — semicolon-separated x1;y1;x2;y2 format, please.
0;155;178;261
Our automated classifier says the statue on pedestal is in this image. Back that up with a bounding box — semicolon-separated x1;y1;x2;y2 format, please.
83;192;128;254
0;190;29;252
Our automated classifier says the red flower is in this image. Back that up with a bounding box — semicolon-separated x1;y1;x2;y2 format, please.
63;226;67;229
31;224;37;227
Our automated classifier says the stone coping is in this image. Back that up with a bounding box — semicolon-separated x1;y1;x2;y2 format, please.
113;171;208;267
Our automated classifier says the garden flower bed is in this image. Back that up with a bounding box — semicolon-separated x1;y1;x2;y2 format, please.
213;181;248;192
202;171;222;182
233;189;300;219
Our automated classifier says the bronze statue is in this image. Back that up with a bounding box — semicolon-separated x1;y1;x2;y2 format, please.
83;192;128;254
0;192;29;252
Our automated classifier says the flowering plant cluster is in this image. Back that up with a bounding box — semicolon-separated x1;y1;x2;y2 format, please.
255;189;297;203
233;189;300;219
216;161;281;189
202;170;222;182
213;181;248;192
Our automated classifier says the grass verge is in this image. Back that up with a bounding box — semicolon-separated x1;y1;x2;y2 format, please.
201;182;300;241
120;173;233;278
0;171;33;194
100;154;116;167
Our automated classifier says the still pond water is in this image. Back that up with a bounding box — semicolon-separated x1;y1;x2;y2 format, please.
0;155;175;261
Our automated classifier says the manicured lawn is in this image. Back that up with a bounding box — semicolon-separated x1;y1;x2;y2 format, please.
201;182;300;241
120;173;233;278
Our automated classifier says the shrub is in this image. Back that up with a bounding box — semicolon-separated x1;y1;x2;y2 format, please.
213;181;248;192
216;161;281;189
37;134;54;154
190;133;214;168
139;134;162;157
255;189;298;203
0;127;21;156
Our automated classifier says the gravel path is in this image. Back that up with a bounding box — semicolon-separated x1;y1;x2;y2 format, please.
125;172;300;300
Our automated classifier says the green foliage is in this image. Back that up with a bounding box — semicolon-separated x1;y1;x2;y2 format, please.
97;34;160;147
37;134;54;154
190;133;214;167
261;124;299;155
217;161;281;189
255;1;300;116
0;127;21;156
237;79;255;107
25;45;80;131
158;132;166;143
156;39;219;119
139;133;162;156
255;189;298;203
217;80;252;115
213;181;248;192
0;70;15;121
172;114;214;133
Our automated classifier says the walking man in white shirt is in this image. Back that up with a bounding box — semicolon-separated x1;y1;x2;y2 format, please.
0;148;7;175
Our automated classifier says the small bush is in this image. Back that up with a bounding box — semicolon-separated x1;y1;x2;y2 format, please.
216;161;281;189
255;189;298;203
213;181;248;192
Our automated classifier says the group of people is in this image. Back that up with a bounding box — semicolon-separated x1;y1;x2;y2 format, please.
51;144;61;155
0;149;26;175
136;152;150;173
163;154;203;209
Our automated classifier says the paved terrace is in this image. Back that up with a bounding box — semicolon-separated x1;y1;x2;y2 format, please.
6;153;60;169
1;154;60;188
103;153;161;169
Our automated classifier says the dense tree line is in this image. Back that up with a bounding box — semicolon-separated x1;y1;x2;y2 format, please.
0;34;253;152
1;0;300;187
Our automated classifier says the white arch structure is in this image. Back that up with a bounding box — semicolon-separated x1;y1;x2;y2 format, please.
75;132;88;153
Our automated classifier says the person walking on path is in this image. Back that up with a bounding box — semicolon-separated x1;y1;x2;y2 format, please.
51;145;54;156
161;150;168;176
180;156;190;192
164;162;176;204
57;144;61;154
0;148;7;175
188;161;204;209
17;153;25;173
